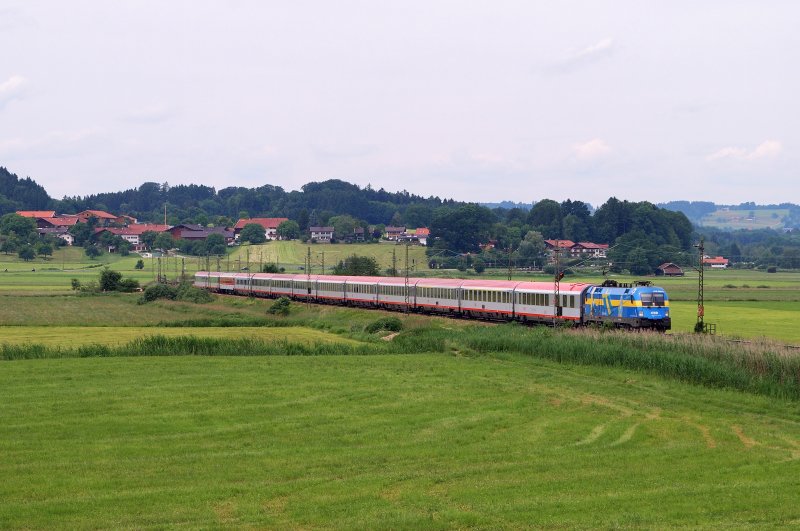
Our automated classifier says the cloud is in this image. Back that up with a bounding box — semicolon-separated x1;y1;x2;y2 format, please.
706;140;782;161
310;143;378;160
0;128;103;159
573;138;611;160
120;104;175;123
548;38;615;73
0;75;29;109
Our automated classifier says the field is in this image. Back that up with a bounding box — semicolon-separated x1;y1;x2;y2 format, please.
698;208;789;229
2;353;799;528
228;240;432;273
2;260;800;526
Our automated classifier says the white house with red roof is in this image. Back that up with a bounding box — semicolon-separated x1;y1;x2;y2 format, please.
233;217;289;240
703;256;729;268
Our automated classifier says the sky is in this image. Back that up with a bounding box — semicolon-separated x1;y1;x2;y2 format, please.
0;1;798;206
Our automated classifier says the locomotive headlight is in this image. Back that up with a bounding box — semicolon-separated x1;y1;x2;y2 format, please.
638;310;643;317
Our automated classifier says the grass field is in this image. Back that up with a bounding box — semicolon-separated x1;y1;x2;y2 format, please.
229;240;432;273
699;208;789;229
0;325;359;347
1;353;799;528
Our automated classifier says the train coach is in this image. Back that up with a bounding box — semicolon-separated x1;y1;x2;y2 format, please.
194;271;671;330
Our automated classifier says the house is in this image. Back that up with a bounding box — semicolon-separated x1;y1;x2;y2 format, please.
76;210;117;226
178;228;234;242
385;226;406;241
233;218;289;240
415;227;430;246
115;215;138;226
544;239;576;252
353;227;365;242
16;210;56;218
167;224;205;239
37;227;74;245
309;226;334;243
37;216;79;229
656;263;684;276
703;256;729;269
570;242;609;259
95;224;170;250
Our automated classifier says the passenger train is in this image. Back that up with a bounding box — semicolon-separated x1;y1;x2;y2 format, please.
194;271;671;330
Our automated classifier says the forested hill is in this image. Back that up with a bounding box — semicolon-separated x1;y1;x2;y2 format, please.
57;179;455;227
0;167;54;214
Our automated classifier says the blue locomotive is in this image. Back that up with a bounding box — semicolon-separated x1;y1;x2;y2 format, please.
583;281;670;331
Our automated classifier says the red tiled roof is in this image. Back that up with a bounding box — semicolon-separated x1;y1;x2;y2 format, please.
415;227;430;236
16;210;56;218
545;239;575;249
126;224;170;235
703;256;729;265
574;242;609;249
78;209;117;219
40;217;79;227
234;217;289;230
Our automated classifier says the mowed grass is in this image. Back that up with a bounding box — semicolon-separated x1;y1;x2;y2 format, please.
1;354;799;528
231;240;432;272
0;326;359;347
670;300;800;344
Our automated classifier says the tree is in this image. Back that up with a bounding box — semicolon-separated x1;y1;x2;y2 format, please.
18;245;35;261
99;268;123;291
276;220;300;240
333;255;380;276
1;235;18;255
69;222;94;247
154;232;175;250
135;259;145;270
515;231;547;268
429;204;495;254
85;245;102;259
140;231;158;250
35;241;53;258
205;233;227;255
239;223;267;244
527;199;562;239
0;213;36;239
329;215;357;241
473;258;486;274
71;278;81;291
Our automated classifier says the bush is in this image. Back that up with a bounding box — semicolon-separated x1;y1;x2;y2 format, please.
139;283;178;304
767;266;778;273
117;278;141;293
70;278;81;291
99;268;123;291
365;317;403;334
267;297;291;316
135;259;145;270
175;283;213;303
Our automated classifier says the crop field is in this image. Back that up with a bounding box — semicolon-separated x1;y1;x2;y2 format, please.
699;208;789;229
2;353;799;528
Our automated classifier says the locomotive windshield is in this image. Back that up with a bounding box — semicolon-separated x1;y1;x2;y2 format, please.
640;292;666;307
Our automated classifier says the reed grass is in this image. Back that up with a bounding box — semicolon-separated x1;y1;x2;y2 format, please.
3;324;799;399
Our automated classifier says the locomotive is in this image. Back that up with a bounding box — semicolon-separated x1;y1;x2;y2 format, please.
194;271;671;330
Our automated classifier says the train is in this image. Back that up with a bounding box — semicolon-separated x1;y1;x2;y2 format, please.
194;271;671;331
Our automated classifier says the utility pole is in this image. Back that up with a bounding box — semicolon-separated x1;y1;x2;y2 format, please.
404;242;410;313
181;257;185;282
553;240;562;325
163;203;167;226
507;245;513;281
321;251;325;275
307;246;312;307
392;247;397;277
246;248;250;272
694;237;705;333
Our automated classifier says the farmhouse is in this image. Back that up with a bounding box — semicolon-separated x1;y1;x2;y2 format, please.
233;218;288;240
385;226;406;241
310;226;334;243
703;256;729;269
571;242;609;258
16;210;56;218
656;262;684;276
76;210;117;226
37;227;74;245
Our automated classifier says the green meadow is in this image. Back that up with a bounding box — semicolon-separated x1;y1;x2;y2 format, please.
2;353;799;528
1;252;799;527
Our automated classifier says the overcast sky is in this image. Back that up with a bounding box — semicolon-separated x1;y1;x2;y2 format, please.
1;1;797;206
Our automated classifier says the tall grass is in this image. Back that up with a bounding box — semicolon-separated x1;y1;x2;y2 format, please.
3;325;799;399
